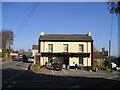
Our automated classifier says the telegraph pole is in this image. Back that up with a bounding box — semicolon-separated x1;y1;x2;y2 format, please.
109;41;112;72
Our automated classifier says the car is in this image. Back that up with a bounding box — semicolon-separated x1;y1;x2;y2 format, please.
22;55;28;62
19;55;23;59
12;55;17;60
53;63;62;71
47;64;54;70
116;67;120;71
27;56;35;63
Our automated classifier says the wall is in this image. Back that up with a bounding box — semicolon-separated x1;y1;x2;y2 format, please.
40;57;48;66
40;41;92;66
40;41;91;53
32;50;38;56
69;57;91;66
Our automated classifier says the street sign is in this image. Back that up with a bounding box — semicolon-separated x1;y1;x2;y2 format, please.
36;53;41;55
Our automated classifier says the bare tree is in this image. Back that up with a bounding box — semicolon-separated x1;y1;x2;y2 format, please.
2;30;14;51
107;0;120;15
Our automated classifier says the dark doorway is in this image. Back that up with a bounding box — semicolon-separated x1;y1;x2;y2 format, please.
64;56;69;65
48;57;52;63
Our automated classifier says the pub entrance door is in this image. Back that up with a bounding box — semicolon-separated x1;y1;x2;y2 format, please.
64;56;69;65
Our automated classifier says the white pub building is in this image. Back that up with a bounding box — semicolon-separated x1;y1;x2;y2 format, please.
38;32;94;70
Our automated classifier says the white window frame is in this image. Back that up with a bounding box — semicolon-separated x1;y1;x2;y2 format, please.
48;44;53;52
63;44;68;52
79;44;84;52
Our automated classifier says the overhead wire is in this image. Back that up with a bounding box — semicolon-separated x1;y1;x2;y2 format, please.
14;3;40;37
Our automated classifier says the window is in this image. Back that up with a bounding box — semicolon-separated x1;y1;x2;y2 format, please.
79;44;84;52
79;57;83;65
48;44;53;52
63;44;68;52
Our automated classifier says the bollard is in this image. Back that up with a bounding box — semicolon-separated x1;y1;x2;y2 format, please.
28;64;32;70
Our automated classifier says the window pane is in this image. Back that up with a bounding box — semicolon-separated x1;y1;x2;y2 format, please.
63;44;68;52
48;44;53;52
79;45;84;51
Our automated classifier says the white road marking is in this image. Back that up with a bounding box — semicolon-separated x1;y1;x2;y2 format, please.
2;65;13;69
73;85;81;88
6;81;17;88
70;69;79;74
6;65;28;81
0;61;12;65
62;69;68;74
7;85;13;88
8;70;25;81
51;70;54;75
2;62;23;69
12;81;16;85
71;69;78;73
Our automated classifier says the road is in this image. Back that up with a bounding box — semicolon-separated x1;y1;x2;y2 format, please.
1;60;31;89
1;60;120;89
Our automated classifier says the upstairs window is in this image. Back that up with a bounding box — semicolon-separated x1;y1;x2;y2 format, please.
63;44;68;52
48;44;53;52
79;44;84;52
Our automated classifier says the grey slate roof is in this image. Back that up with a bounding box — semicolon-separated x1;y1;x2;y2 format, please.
39;34;93;41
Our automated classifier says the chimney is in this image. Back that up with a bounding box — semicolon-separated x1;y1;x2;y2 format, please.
40;32;44;36
88;32;91;36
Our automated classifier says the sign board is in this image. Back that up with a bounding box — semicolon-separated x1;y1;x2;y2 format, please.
35;53;41;55
104;51;108;56
10;53;18;56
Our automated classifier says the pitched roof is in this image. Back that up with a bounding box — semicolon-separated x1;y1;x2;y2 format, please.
39;34;93;41
32;45;38;50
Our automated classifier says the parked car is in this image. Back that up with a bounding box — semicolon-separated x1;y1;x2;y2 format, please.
116;67;120;72
53;63;62;71
12;56;17;60
27;56;35;63
47;64;54;70
19;55;23;59
22;55;28;62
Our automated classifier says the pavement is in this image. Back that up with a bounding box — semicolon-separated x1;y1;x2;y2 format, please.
1;61;120;89
0;58;12;64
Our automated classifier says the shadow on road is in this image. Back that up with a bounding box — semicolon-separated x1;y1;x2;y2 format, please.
1;67;120;90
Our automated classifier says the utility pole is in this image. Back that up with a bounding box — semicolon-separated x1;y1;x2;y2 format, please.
109;41;112;72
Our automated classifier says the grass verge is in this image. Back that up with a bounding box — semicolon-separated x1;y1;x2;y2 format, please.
32;64;41;72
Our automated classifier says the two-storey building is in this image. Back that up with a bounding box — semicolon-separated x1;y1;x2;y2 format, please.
38;32;93;70
32;45;38;56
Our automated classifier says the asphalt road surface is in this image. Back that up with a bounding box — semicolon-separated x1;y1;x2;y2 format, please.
1;60;120;89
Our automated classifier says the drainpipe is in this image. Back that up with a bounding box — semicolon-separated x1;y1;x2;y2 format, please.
87;42;89;71
38;40;41;65
43;41;45;65
91;41;93;67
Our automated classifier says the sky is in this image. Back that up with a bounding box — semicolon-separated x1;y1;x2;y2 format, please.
2;2;118;56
